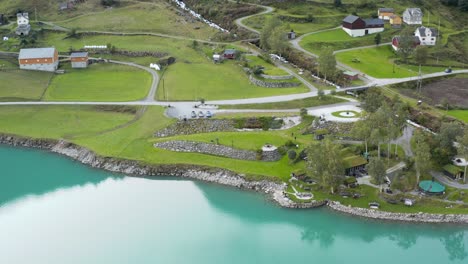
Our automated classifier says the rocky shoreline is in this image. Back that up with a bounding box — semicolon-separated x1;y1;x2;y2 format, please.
1;134;468;223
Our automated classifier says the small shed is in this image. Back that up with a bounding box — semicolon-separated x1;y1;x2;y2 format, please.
389;15;402;28
287;30;296;40
443;164;464;180
343;71;359;80
70;52;89;68
223;49;237;60
213;53;221;63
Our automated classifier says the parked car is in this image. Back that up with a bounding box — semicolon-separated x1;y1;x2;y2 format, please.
191;111;196;118
445;67;452;73
206;111;212;118
198;111;204;118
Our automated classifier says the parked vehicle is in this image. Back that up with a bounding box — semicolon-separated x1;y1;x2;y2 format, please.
198;111;204;118
206;111;212;118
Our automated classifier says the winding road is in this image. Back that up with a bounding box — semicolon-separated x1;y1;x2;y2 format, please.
1;2;467;110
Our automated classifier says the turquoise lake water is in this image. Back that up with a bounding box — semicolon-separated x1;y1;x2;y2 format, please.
0;145;468;263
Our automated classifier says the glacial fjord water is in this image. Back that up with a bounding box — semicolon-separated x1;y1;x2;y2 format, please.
0;145;467;264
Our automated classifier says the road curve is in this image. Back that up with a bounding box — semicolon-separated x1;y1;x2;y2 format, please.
234;4;274;34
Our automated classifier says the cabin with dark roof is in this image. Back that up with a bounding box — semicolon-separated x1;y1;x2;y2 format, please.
378;8;394;20
70;52;89;68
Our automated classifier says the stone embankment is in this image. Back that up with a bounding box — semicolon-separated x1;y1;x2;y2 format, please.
259;74;293;80
154;140;282;161
155;119;235;137
327;201;468;224
1;134;468;224
155;141;258;161
249;75;300;88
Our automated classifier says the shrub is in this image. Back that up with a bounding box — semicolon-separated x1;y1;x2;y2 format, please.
288;150;297;160
300;108;308;117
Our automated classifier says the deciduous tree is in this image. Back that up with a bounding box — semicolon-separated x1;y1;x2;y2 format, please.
366;158;386;185
306;139;344;193
456;128;468;183
318;47;336;81
414;130;432;183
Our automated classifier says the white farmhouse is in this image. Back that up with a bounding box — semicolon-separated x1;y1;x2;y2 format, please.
16;12;31;35
403;8;423;25
415;26;438;45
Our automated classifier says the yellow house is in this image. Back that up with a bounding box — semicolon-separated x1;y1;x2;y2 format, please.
390;15;402;28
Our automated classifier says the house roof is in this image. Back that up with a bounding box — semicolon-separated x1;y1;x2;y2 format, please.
417;26;438;36
364;18;384;26
379;8;394;12
443;164;463;175
343;71;358;76
405;8;422;16
19;47;56;59
223;49;237;55
343;155;368;169
343;15;361;24
70;52;88;58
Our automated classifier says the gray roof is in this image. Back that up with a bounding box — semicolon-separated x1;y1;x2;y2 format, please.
70;52;88;58
223;49;237;55
379;8;394;12
405;8;422;16
19;47;56;59
364;18;384;26
417;26;438;36
343;15;360;24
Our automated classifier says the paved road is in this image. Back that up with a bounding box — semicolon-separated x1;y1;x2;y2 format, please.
233;3;274;34
431;171;468;190
391;125;414;157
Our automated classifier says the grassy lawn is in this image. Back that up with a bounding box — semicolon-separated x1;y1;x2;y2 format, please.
300;27;400;53
331;110;361;118
0;105;135;139
245;55;287;76
57;2;216;40
158;61;308;101
0;59;53;101
446;110;468;123
219;95;346;109
44;63;152;102
336;45;448;78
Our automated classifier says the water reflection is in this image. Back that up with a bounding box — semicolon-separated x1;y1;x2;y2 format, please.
194;181;468;259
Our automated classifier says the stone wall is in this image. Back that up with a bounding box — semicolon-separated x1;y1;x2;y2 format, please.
260;74;293;80
262;149;281;162
155;119;235;137
155;141;257;161
249;75;300;88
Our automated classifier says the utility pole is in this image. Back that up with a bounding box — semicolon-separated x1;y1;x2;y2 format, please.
416;64;423;94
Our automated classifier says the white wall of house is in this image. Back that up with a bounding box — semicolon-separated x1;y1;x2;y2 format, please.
415;29;437;45
378;15;391;20
342;27;383;37
20;61;58;72
391;44;399;51
17;14;29;25
71;61;88;68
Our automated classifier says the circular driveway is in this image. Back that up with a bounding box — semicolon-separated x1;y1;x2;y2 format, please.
307;104;362;122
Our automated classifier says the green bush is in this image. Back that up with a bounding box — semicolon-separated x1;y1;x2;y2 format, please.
288;149;297;160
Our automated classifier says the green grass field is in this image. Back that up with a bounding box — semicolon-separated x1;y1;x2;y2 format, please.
0;59;53;101
245;55;287;76
57;2;216;40
44;63;152;102
0;105;135;139
158;61;307;101
336;45;448;78
446;110;468;123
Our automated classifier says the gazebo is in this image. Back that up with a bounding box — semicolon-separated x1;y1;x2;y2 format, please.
419;180;446;195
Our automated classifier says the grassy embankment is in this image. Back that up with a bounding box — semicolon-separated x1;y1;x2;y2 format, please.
219;95;346;109
335;45;448;78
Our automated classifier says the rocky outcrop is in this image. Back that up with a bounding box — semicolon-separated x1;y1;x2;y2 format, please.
154;141;258;161
249;75;300;88
260;74;293;80
328;201;468;224
155;119;235;137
